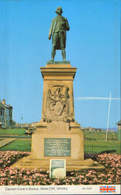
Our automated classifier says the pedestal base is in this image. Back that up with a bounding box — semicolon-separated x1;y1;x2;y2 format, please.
11;121;104;170
31;121;84;161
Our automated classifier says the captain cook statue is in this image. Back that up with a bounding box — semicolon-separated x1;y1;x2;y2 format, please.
48;7;70;62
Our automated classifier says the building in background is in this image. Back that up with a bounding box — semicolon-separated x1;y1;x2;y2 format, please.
0;99;13;128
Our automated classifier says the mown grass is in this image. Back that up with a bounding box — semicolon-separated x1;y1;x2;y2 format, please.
0;128;26;135
84;130;120;154
0;139;31;152
83;130;118;141
84;140;120;154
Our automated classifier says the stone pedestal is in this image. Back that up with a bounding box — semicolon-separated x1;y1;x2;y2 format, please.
11;62;103;170
40;63;76;122
31;62;85;170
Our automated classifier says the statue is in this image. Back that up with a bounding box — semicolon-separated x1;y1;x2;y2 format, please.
48;7;70;62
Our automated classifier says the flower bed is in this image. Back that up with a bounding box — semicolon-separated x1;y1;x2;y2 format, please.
0;151;120;185
0;151;29;169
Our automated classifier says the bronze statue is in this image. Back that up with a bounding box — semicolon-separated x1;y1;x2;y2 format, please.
48;7;70;62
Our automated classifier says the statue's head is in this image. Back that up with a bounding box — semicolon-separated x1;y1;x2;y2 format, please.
56;7;63;15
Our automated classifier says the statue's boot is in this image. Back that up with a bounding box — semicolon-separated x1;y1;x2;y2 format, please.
51;48;56;61
62;49;66;61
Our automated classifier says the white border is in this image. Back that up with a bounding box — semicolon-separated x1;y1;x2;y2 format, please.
0;185;120;194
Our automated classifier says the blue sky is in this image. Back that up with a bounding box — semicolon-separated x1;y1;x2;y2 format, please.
0;0;120;128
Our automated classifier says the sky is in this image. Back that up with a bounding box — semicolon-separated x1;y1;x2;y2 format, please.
0;0;120;129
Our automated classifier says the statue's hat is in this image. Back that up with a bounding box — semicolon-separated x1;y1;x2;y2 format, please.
56;7;63;14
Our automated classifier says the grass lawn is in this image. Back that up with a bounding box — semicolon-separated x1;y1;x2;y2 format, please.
0;139;31;152
84;130;118;141
84;140;120;154
0;128;26;136
84;130;120;154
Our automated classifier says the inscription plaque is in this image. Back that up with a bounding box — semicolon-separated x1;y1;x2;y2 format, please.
44;138;71;156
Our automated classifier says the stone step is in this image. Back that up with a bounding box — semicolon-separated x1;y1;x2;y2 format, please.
11;155;104;170
12;163;103;170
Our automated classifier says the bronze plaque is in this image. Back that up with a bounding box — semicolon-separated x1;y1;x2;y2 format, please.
44;138;71;156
